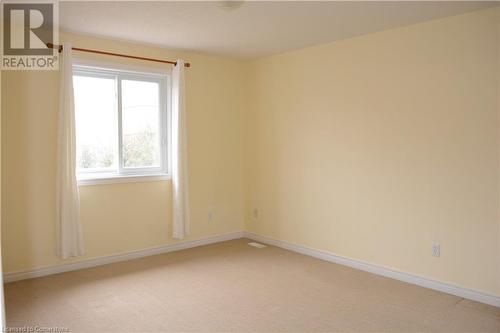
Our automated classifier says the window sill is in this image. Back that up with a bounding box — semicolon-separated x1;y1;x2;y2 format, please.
77;174;171;186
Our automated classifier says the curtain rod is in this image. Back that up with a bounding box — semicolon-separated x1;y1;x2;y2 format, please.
46;43;191;68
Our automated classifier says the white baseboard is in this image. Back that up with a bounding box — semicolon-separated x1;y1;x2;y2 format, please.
6;230;499;308
243;231;500;308
4;231;244;283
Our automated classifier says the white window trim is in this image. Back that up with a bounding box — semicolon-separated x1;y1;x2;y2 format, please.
73;57;171;76
78;173;171;186
73;59;172;186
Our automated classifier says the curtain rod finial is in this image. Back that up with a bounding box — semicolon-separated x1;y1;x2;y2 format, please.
46;42;63;53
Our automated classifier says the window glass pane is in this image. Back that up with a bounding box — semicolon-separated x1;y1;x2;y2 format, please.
74;75;118;173
121;79;161;168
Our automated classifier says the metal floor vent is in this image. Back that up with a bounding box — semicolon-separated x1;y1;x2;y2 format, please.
248;242;267;249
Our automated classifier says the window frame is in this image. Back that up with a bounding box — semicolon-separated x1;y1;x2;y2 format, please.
72;59;171;186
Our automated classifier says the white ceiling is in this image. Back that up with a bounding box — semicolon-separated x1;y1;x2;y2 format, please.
60;1;496;59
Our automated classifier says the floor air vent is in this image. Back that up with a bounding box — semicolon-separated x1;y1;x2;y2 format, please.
248;242;267;248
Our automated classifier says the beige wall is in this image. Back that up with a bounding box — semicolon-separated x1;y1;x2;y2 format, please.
0;61;5;325
1;32;247;273
245;8;500;296
498;7;500;296
497;6;500;299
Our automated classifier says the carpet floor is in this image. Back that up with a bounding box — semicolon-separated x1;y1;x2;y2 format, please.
4;238;500;332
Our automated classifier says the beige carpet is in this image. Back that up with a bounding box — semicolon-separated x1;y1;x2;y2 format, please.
5;238;500;332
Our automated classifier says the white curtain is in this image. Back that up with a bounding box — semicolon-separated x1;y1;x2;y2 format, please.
172;59;191;239
57;42;84;259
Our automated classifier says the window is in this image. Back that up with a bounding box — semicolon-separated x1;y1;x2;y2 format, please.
73;63;170;184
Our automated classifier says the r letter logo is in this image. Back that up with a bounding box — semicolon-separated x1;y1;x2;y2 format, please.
1;1;58;70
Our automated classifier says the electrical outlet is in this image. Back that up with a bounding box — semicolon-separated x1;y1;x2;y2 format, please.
253;209;259;219
208;212;214;222
432;244;440;257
